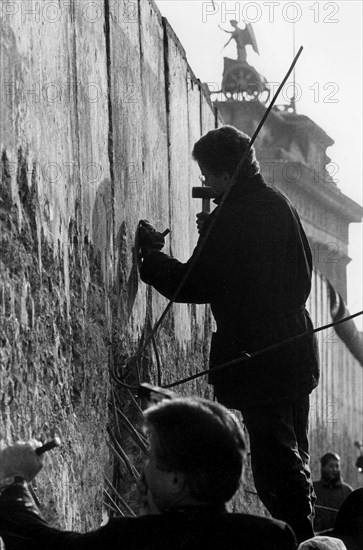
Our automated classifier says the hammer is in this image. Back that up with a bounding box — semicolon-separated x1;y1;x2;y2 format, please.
191;186;216;213
35;437;61;456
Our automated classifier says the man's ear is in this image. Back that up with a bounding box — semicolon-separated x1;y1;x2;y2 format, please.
169;470;187;495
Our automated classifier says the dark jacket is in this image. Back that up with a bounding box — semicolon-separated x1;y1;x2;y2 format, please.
313;479;353;533
0;482;297;550
141;174;319;407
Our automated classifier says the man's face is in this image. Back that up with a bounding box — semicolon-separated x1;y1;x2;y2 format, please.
198;163;233;197
141;427;180;514
322;459;341;482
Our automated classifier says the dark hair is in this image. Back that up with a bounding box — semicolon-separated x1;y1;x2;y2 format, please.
320;452;340;467
144;397;246;504
192;125;260;179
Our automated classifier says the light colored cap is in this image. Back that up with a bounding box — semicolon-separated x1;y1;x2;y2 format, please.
298;536;347;550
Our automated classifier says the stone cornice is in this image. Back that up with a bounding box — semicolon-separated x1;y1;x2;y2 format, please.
259;157;362;224
214;100;334;147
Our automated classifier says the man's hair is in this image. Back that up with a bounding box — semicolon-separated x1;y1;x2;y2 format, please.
320;452;340;467
144;397;246;504
192;125;260;179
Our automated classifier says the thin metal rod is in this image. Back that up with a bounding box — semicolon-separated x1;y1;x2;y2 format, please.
249;46;302;146
104;475;136;516
164;309;363;389
103;488;125;517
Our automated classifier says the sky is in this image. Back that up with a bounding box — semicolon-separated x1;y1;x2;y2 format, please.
155;0;363;328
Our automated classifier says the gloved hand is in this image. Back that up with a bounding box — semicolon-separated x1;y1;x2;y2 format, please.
196;211;210;234
138;220;165;258
0;440;44;483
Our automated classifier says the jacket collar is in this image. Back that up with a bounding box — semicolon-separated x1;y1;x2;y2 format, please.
321;478;343;488
213;173;267;205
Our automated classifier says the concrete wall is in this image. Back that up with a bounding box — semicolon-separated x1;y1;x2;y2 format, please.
0;0;223;531
1;0;111;530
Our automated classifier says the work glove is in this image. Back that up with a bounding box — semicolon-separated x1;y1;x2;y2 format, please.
0;440;44;483
138;220;165;258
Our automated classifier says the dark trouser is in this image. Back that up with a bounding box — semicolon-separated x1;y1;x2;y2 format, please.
236;394;315;543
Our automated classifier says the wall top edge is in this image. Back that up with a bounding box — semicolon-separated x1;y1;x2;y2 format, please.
162;15;187;60
161;13;220;120
146;0;163;25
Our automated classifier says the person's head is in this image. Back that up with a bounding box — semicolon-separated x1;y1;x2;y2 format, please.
142;397;245;513
298;536;347;550
192;126;260;196
230;19;239;28
320;452;341;483
334;488;363;538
